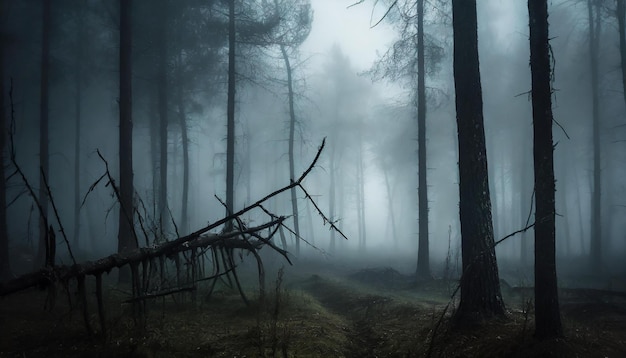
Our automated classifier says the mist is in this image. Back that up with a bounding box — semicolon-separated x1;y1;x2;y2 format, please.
1;0;626;356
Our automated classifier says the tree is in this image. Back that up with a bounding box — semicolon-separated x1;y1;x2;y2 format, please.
36;0;51;269
617;0;626;109
451;0;505;321
118;0;136;283
72;1;85;252
367;0;445;277
0;0;9;280
157;0;170;235
225;0;236;229
588;0;602;270
415;0;430;279
272;0;313;255
529;0;563;339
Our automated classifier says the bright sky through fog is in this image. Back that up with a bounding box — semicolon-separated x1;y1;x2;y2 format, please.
301;0;396;72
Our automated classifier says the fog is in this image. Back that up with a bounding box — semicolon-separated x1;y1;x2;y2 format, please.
2;0;625;286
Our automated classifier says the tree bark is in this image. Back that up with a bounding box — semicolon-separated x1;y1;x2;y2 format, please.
528;0;563;339
588;0;602;270
416;0;430;279
0;0;9;280
225;0;236;229
36;0;51;269
118;0;136;283
452;0;505;321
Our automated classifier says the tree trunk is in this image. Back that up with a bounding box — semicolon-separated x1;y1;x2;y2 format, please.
157;1;169;236
279;44;300;255
225;0;236;230
36;0;51;269
73;3;84;252
618;0;626;108
328;141;336;253
416;0;430;279
176;62;189;236
520;139;530;267
356;132;366;252
588;0;602;270
528;0;563;339
382;168;397;248
452;0;505;321
0;0;9;279
118;0;136;283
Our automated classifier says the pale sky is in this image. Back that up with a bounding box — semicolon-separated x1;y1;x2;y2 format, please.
300;0;396;72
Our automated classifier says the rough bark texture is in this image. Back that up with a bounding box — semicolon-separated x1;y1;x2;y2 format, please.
225;0;236;229
280;44;300;255
588;0;602;270
118;0;136;282
416;0;430;280
36;0;51;269
452;0;505;321
528;0;563;339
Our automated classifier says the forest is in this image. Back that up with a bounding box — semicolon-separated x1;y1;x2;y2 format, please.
1;0;626;357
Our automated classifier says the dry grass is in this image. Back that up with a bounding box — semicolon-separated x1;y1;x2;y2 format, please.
1;271;625;357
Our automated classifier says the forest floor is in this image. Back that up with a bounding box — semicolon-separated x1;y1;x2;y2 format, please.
1;260;626;357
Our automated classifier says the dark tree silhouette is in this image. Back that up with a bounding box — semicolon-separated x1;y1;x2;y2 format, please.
588;0;602;270
415;0;430;280
528;0;563;339
451;0;505;321
157;0;169;235
118;0;136;283
36;0;51;269
225;0;236;229
0;0;9;280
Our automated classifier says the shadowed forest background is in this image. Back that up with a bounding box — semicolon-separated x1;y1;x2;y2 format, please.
1;0;626;357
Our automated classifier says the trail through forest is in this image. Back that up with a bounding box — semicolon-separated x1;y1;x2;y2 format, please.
1;263;625;357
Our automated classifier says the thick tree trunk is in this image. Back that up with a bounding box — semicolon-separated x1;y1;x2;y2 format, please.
36;0;51;269
0;0;9;280
416;0;430;279
528;0;563;339
225;0;236;229
452;0;505;321
157;1;169;235
118;0;136;283
588;0;602;270
280;44;300;255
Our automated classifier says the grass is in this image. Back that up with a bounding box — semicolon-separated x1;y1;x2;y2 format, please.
1;266;626;357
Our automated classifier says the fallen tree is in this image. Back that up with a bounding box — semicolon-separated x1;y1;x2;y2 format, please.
0;138;344;338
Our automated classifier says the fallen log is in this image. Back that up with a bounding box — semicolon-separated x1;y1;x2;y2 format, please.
0;219;282;296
